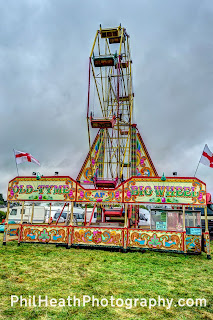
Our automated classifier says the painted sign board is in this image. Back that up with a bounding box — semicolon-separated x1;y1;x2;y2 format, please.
186;227;202;235
8;176;206;205
123;177;206;205
76;185;123;203
8;177;76;202
156;222;167;230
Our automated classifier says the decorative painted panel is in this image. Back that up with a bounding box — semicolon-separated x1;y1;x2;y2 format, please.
186;235;201;253
22;225;68;243
77;131;102;184
124;177;206;205
8;175;206;206
8;177;76;202
136;131;158;177
128;229;183;251
6;224;20;241
76;186;123;203
203;232;211;255
186;227;202;236
73;227;123;247
3;223;208;256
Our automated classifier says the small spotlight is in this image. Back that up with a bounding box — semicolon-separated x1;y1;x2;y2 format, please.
32;172;36;175
55;172;59;176
173;172;177;176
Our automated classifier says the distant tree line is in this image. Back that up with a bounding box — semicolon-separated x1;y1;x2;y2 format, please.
0;193;6;205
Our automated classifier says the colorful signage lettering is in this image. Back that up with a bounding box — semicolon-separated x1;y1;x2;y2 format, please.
8;177;76;202
77;186;122;203
123;177;206;205
7;176;206;205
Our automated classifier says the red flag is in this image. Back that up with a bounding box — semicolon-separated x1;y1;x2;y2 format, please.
14;150;40;166
200;144;213;168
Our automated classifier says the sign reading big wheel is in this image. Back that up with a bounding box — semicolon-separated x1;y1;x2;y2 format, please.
123;177;206;205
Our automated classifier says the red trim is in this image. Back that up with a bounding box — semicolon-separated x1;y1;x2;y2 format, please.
123;175;206;186
11;224;190;250
67;227;70;245
9;175;206;188
8;175;77;184
15;224;188;234
117;55;121;118
88;204;96;226
7;201;206;206
56;203;67;225
7;200;206;206
183;230;186;252
131;228;183;234
75;182;78;202
67;225;70;245
182;232;185;251
71;226;74;245
22;224;68;228
134;205;138;228
128;205;132;219
185;226;201;229
73;225;123;231
20;224;23;242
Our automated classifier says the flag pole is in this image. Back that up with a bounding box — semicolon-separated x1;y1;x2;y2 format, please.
194;161;200;177
194;144;206;177
13;149;19;176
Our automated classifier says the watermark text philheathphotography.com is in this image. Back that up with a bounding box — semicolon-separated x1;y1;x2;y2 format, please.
11;295;207;310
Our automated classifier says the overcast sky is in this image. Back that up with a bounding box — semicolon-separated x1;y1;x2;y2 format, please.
0;0;213;199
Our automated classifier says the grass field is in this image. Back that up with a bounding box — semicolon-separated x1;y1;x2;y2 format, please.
0;234;212;320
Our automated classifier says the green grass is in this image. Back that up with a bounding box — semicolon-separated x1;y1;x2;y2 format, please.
0;234;212;320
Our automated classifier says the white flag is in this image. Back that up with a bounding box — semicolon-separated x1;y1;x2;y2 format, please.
14;150;40;166
200;144;213;168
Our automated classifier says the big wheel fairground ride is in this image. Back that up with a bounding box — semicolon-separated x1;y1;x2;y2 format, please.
5;25;211;259
77;24;157;188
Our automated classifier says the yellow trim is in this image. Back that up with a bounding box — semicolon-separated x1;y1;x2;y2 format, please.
20;202;24;224
31;203;35;224
120;132;130;176
91;63;104;115
90;30;99;57
70;202;74;226
48;203;51;224
124;203;128;227
119;28;124;56
204;206;208;232
6;201;10;223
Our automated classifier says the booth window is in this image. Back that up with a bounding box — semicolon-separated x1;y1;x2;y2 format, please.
151;209;201;232
151;211;167;230
185;211;201;228
167;211;183;231
10;209;25;216
10;209;17;216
